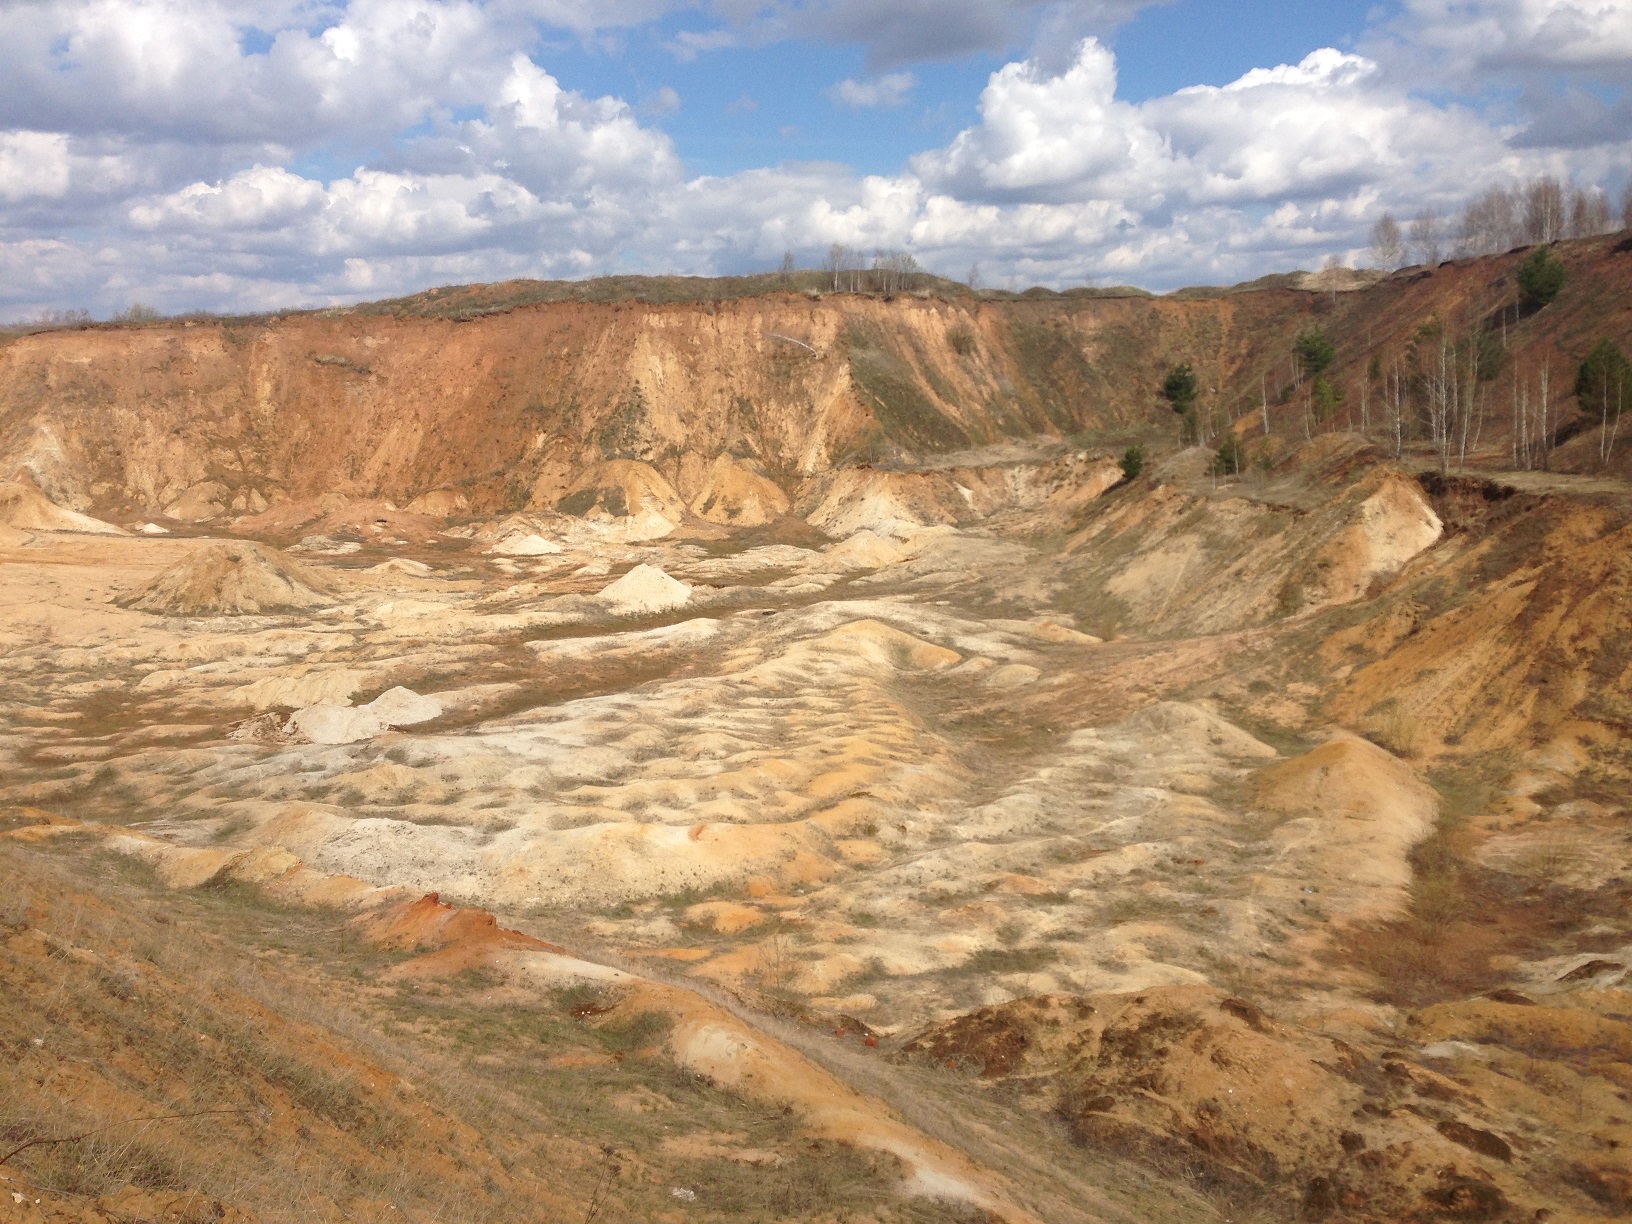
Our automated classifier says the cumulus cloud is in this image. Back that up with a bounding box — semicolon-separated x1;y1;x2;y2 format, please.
1381;0;1632;78
827;72;914;108
0;132;72;202
2;0;1631;320
0;0;512;146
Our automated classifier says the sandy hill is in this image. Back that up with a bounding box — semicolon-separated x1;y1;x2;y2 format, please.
118;541;333;615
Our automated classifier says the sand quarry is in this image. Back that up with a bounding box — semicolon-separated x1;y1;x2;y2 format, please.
3;429;1631;1224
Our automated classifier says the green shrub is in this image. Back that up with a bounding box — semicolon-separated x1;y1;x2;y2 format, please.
1161;363;1197;415
1311;375;1342;420
1517;245;1566;312
1294;327;1335;377
1119;445;1145;480
1213;433;1246;476
1575;339;1632;420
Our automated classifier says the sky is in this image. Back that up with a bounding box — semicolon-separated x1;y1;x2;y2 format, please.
1;0;1630;319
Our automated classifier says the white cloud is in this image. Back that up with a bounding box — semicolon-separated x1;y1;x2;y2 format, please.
3;0;1631;320
0;0;513;145
129;164;325;230
0;132;72;202
828;71;914;108
1381;0;1632;78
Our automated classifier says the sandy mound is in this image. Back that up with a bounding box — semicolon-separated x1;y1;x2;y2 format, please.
760;620;962;678
1252;733;1437;921
138;522;170;535
799;469;966;539
490;531;562;555
552;459;685;538
368;557;433;576
1314;472;1442;602
287;686;443;745
351;892;564;975
0;522;30;546
688;455;791;526
118;541;332;615
405;488;470;516
822;528;912;570
597;563;692;615
163;479;230;522
0;478;125;535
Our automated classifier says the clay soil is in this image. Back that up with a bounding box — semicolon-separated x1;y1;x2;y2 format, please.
4;251;1632;1222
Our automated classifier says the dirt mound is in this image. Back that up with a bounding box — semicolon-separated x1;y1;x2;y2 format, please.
822;528;912;570
902;986;1607;1221
597;563;692;614
286;686;443;744
1252;733;1438;922
0;478;125;535
489;531;562;555
688;455;791;526
553;460;685;522
798;469;968;539
117;541;332;615
1328;507;1632;757
1059;452;1443;637
349;891;564;975
229;497;443;546
404;487;469;516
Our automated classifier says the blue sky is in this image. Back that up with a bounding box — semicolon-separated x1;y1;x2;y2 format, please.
0;0;1628;317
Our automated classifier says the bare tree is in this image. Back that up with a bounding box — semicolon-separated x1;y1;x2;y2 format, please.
1604;367;1625;469
1538;359;1552;470
1407;208;1443;266
824;243;848;292
1567;186;1611;237
780;249;795;280
871;249;925;294
1370;212;1405;268
1386;359;1406;459
1457;186;1519;256
1512;365;1529;470
1523;176;1566;243
1622;178;1632;231
967;262;981;292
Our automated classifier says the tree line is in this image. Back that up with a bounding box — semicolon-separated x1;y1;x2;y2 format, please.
812;245;927;294
1159;242;1628;476
1369;174;1630;268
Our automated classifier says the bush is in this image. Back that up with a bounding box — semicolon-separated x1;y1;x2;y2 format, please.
1213;433;1246;476
112;302;162;324
1119;445;1145;480
1294;327;1336;377
1161;363;1197;415
1575;339;1632;420
1311;375;1342;420
1517;245;1566;312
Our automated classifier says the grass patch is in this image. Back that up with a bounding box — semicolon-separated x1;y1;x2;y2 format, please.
951;946;1061;976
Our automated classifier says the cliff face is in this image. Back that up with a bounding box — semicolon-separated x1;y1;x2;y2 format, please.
0;287;1346;519
2;232;1629;520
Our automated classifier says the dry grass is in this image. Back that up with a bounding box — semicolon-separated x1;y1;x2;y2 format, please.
0;841;954;1222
